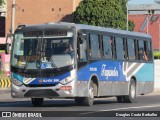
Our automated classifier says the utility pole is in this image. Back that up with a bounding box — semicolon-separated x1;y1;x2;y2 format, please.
126;0;131;31
146;10;150;34
158;22;160;51
11;0;15;34
126;0;129;31
145;4;152;34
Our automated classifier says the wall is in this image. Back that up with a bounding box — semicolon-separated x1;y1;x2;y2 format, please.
129;15;160;50
6;0;81;36
154;60;160;91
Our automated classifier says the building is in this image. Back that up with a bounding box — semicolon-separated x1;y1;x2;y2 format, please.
0;0;80;75
0;1;6;50
128;0;160;51
0;1;6;17
6;0;80;35
0;1;6;37
129;14;160;51
0;0;81;51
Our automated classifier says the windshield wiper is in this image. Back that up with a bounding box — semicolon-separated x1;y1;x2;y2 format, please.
22;35;41;72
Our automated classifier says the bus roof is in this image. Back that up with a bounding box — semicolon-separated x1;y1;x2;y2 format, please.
16;22;151;39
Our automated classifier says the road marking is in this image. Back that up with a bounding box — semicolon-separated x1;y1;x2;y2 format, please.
101;104;160;111
80;104;160;115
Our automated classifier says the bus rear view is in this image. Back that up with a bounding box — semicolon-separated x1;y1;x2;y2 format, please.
10;24;77;106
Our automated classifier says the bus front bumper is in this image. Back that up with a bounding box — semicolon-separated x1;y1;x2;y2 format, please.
11;81;77;98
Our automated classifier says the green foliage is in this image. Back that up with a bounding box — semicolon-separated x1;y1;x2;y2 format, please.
154;51;160;59
74;0;135;31
0;71;5;75
0;50;4;53
128;20;135;31
0;0;4;6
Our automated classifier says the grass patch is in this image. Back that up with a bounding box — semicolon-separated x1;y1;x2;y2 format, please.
0;71;5;74
0;50;4;53
0;71;8;79
154;51;160;59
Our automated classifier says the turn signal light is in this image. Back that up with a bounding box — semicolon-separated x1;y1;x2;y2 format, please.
60;86;72;90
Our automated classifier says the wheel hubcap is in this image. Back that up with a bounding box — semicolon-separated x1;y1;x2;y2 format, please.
89;87;94;99
131;83;135;99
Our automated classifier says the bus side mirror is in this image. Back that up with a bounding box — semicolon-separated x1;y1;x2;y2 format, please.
5;43;10;54
5;33;13;54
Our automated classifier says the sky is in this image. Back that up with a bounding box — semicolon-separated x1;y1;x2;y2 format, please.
128;0;155;4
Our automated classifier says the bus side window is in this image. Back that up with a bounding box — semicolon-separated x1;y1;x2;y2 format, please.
138;40;147;61
144;41;148;61
77;34;87;62
89;34;100;59
102;35;112;59
79;40;87;61
134;40;139;60
123;38;129;60
111;37;116;59
127;38;136;60
115;37;124;60
147;41;152;61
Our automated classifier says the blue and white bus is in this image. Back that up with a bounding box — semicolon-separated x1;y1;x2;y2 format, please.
6;22;154;106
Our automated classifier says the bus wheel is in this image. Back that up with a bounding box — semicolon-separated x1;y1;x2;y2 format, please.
31;98;44;107
74;97;85;105
83;81;97;106
124;79;136;103
117;96;124;103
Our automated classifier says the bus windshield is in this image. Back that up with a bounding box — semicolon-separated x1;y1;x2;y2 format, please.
11;31;74;70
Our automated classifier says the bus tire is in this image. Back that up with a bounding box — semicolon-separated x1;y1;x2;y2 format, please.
31;98;44;107
117;96;124;103
83;80;97;106
74;97;85;105
124;79;136;103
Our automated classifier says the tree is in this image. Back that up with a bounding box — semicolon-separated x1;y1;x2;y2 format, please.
128;20;135;31
0;0;4;6
74;0;135;31
118;0;135;31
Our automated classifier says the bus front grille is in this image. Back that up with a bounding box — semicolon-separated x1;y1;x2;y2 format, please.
24;89;59;97
24;84;58;87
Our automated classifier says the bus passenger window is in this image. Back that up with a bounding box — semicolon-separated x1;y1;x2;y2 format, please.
147;41;152;61
79;39;87;61
115;37;124;60
144;41;149;61
138;40;146;61
127;39;135;60
134;40;138;60
143;51;148;61
112;38;117;59
123;39;128;60
102;36;112;59
89;34;100;59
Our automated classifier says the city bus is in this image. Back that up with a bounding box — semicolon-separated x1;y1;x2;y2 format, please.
6;22;154;106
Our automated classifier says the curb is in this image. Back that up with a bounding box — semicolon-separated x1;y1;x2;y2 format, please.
0;78;11;88
149;90;160;95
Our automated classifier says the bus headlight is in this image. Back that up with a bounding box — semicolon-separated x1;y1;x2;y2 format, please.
60;76;74;85
11;78;23;86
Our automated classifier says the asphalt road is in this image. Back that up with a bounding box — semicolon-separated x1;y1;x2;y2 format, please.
0;89;160;119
